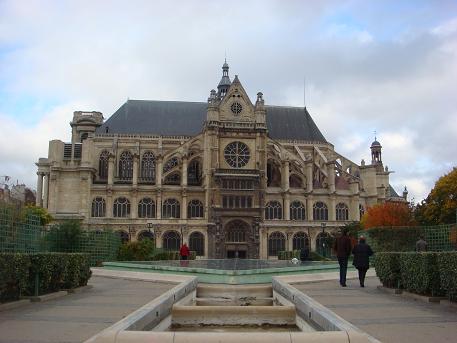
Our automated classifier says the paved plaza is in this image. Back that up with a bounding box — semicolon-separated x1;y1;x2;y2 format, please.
0;273;456;343
293;277;457;343
0;276;175;343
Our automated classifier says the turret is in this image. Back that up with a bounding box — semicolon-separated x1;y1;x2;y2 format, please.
217;59;231;98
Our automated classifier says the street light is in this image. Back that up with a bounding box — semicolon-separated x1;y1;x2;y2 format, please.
147;222;155;248
321;223;327;257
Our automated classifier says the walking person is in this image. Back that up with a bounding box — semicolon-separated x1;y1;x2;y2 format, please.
416;235;427;252
333;228;352;287
352;235;374;287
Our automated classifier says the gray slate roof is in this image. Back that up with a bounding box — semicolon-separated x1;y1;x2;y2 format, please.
97;100;326;142
388;184;400;197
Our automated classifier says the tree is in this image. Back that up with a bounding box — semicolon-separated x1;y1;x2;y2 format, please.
361;202;415;229
414;168;457;225
22;205;53;226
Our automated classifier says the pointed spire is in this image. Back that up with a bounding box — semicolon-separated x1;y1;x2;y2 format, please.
217;59;231;98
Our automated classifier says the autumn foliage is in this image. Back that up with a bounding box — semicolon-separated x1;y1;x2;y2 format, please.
361;202;415;229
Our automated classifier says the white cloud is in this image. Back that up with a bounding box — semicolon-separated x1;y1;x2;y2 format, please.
431;17;457;36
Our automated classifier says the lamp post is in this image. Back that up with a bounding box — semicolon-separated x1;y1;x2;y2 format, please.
321;223;327;257
147;222;155;248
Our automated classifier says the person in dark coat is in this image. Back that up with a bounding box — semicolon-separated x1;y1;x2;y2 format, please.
352;236;374;287
333;228;352;287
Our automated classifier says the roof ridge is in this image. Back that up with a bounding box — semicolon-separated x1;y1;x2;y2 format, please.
127;99;206;105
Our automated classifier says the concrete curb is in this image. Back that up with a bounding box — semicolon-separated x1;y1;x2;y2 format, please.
377;285;402;295
377;286;447;303
0;299;31;312
65;285;94;293
22;290;68;302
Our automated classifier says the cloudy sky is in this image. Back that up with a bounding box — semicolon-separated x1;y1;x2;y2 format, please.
0;0;456;203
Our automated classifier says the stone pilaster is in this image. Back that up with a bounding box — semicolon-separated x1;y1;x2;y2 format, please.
36;172;43;207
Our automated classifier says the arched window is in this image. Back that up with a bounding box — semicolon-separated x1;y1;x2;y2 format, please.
113;197;130;217
91;197;106;217
98;151;109;180
267;161;281;187
118;151;133;180
293;232;309;251
290;201;306;220
359;204;365;219
163;157;179;173
188;159;202;185
225;220;248;243
189;231;204;256
117;230;129;243
140;151;155;182
265;201;282;220
164;172;180;185
162;230;181;251
336;203;349;221
313;202;328;221
162;199;180;218
138;198;155;218
289;174;303;188
188;199;204;218
268;231;286;256
138;230;154;241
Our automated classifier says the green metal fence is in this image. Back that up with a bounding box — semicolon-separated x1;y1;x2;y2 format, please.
362;224;457;252
0;206;121;266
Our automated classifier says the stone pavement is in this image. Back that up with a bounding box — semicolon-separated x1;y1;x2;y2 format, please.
292;276;457;343
0;276;175;343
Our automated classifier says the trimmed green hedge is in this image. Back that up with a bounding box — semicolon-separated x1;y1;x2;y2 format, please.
400;252;443;296
375;251;457;298
118;240;197;261
0;253;91;303
374;252;402;288
437;252;457;300
0;253;31;302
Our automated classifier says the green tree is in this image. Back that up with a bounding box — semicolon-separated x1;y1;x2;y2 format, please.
22;205;53;226
45;220;82;252
415;168;457;225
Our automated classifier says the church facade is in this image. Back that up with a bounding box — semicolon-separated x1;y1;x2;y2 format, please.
36;62;405;259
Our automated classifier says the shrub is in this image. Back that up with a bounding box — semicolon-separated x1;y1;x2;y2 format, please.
399;252;443;296
0;253;91;302
437;252;457;300
0;253;31;302
118;239;155;261
374;252;402;288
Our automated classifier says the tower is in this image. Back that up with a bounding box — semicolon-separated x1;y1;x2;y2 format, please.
217;59;231;98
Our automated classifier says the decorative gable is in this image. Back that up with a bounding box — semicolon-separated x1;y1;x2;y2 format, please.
219;76;255;123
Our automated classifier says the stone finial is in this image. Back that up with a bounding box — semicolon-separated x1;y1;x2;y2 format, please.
361;159;365;166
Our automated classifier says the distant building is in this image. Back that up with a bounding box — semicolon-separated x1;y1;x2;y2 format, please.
0;183;36;207
36;61;404;258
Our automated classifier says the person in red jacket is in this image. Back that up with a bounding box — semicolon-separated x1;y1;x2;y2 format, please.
179;243;190;260
333;228;352;287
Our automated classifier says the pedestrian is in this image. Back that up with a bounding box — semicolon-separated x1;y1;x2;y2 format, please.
179;243;190;260
352;235;374;287
333;228;352;287
416;235;427;252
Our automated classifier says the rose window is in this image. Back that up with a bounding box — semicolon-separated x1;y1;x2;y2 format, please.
230;102;242;115
224;141;250;168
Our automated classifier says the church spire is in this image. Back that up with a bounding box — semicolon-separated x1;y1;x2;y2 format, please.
217;59;231;98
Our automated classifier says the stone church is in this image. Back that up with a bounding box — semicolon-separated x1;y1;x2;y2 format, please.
36;61;405;259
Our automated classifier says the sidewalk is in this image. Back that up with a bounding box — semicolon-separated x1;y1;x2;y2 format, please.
0;276;175;343
292;276;457;343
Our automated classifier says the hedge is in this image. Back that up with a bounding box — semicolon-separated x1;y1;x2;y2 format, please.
374;252;402;288
0;252;91;303
118;240;196;261
437;252;457;300
399;252;443;296
375;251;457;298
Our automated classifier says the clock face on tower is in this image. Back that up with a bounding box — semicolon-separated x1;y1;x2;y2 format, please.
230;102;243;115
224;141;250;168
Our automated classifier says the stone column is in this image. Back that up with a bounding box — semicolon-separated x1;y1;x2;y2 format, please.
284;193;290;220
306;163;313;192
43;173;49;209
282;160;290;191
156;156;163;186
132;154;139;186
307;198;314;222
181;155;188;187
108;155;114;186
287;231;293;251
327;162;335;193
106;193;113;218
181;192;187;219
156;191;162;219
329;196;336;221
36;172;43;207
